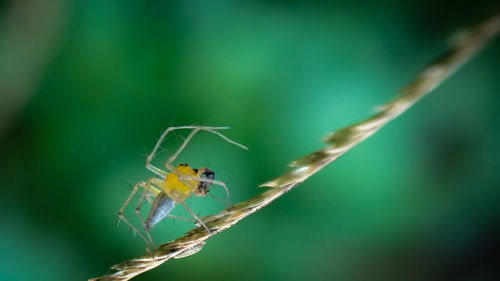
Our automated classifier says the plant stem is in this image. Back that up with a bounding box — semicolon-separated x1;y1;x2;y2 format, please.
90;14;500;281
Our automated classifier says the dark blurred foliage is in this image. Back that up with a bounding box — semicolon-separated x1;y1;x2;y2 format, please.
0;1;499;280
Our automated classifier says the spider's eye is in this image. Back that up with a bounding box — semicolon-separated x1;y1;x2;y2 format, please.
204;170;215;180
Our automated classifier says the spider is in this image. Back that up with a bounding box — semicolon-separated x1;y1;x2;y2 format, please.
117;126;247;250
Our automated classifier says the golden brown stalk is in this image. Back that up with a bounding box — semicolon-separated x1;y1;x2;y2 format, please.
90;14;500;281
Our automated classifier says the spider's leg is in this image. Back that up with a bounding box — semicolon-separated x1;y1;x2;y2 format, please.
165;127;202;171
166;214;196;223
179;201;212;234
134;178;161;251
146;126;230;177
203;128;248;150
179;176;233;206
207;193;230;208
207;178;232;206
117;180;158;245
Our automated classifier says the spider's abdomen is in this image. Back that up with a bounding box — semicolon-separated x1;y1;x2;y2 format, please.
145;192;175;230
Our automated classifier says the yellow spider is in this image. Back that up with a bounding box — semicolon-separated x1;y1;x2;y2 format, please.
117;126;247;250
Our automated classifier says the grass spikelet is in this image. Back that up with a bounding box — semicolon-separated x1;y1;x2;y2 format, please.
90;14;500;281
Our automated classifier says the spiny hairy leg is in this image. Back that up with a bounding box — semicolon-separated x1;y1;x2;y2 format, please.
117;181;150;245
118;178;161;250
134;178;161;251
179;201;211;234
146;126;235;177
179;176;232;205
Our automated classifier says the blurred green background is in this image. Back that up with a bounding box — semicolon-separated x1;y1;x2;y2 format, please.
0;0;499;280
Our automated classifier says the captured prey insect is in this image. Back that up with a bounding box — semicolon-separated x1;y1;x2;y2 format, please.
117;126;248;250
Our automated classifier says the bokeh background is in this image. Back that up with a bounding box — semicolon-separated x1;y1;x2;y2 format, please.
0;1;499;280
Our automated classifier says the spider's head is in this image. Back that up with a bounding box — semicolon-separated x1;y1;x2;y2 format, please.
193;168;215;196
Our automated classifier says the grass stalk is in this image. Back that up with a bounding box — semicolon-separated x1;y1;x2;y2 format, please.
90;14;500;281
